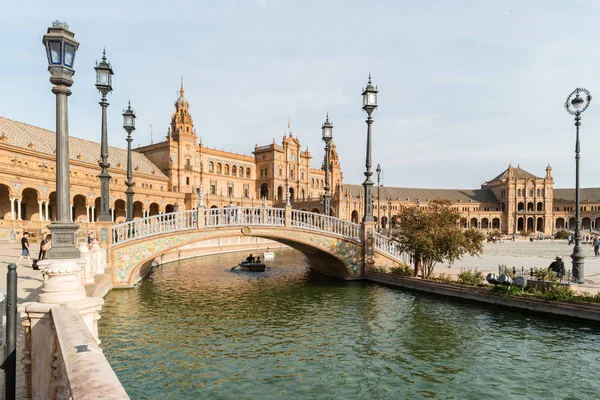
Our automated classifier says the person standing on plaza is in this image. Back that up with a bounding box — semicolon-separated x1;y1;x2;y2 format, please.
594;237;600;256
17;231;33;267
567;234;572;245
38;234;52;261
87;232;93;249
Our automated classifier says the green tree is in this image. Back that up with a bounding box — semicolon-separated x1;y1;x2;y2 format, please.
393;199;485;279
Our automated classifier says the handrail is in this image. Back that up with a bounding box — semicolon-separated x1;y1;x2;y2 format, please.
52;306;129;399
112;210;197;244
110;207;409;265
374;232;411;264
291;210;361;241
204;207;286;227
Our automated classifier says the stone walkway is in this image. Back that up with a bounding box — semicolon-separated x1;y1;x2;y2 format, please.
444;239;600;294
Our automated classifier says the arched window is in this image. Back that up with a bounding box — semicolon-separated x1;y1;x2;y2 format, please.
239;166;243;177
232;166;237;175
311;179;314;187
246;167;251;178
217;163;222;174
208;162;214;173
224;164;230;175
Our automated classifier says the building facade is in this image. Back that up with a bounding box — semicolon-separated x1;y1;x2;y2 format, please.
1;83;599;240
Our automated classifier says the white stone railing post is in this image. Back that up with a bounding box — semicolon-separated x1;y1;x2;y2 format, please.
78;243;94;285
19;259;106;398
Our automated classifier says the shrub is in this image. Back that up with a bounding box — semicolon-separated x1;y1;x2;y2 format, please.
370;266;387;274
519;230;532;237
389;264;413;277
544;284;574;300
574;291;600;303
554;230;570;240
457;268;484;286
532;267;556;281
430;273;454;283
492;285;524;296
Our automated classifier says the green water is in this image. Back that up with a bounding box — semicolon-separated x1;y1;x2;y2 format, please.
99;249;600;399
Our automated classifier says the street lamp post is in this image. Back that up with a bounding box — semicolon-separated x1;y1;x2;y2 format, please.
123;102;136;222
361;74;378;222
387;197;392;238
321;114;333;216
376;164;381;231
565;88;592;283
95;49;114;222
42;21;81;259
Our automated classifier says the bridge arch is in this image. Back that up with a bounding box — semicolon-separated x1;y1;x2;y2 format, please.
108;208;408;287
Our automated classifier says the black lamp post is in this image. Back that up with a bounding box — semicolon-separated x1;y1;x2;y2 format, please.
376;163;381;231
361;74;378;222
42;21;81;259
565;88;592;283
123;102;136;222
321;114;333;216
387;197;392;237
95;49;114;222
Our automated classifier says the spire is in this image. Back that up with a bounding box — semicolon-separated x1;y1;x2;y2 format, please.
180;77;185;98
368;72;372;84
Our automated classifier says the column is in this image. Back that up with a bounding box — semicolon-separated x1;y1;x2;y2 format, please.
10;198;15;220
17;199;22;220
110;208;114;222
44;201;49;221
91;206;95;222
70;204;73;222
38;201;43;221
86;205;90;223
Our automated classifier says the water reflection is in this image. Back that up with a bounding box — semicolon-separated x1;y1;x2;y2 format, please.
100;248;600;399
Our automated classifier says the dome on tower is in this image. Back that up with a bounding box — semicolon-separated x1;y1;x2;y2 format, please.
175;79;189;109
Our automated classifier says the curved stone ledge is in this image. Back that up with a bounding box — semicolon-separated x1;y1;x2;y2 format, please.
366;272;600;323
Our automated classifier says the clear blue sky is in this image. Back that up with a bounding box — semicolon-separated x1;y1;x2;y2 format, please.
2;0;600;189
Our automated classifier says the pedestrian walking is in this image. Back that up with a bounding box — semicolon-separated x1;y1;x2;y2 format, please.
594;237;600;256
568;235;573;245
17;232;33;267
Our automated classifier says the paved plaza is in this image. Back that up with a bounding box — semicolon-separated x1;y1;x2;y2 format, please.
447;238;600;293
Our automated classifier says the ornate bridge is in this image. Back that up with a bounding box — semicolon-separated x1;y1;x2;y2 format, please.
106;206;410;287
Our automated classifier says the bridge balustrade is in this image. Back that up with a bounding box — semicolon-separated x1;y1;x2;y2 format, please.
374;232;411;264
112;210;198;244
204;207;286;227
291;210;361;240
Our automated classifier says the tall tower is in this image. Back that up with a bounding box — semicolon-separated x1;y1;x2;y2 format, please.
168;79;198;194
171;79;195;141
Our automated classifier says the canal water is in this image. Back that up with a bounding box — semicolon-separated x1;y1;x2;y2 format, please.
99;248;600;399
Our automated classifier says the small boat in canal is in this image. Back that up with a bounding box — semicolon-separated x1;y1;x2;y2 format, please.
263;251;275;260
238;262;266;272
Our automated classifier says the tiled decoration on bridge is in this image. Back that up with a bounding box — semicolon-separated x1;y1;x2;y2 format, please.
284;231;362;276
113;231;205;284
112;228;364;284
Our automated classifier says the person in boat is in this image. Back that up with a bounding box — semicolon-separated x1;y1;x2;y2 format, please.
246;254;253;263
256;256;261;263
266;247;270;252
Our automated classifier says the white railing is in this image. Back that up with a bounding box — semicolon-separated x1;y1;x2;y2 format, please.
112;210;198;244
291;210;361;241
204;207;286;227
374;232;411;264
